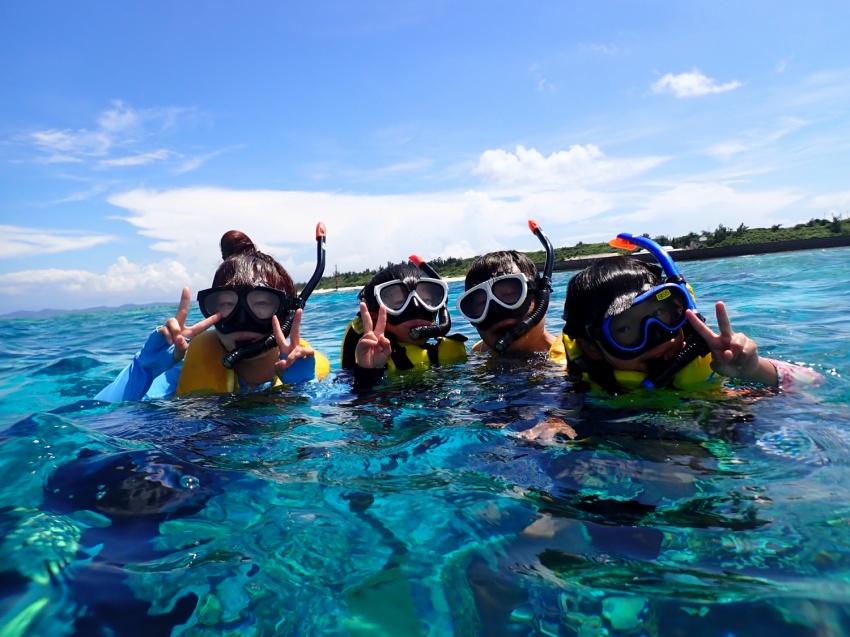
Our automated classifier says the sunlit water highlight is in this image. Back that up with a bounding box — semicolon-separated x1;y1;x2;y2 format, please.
1;248;849;636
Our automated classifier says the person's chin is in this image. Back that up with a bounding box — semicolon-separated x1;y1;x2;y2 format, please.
480;319;520;346
633;337;684;371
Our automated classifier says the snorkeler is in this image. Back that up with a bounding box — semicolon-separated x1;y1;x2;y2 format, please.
456;220;560;359
95;226;330;402
561;233;823;393
341;260;467;386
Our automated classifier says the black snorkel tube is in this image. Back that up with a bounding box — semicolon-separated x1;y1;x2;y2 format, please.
221;222;327;370
407;254;451;341
609;233;710;390
493;220;554;354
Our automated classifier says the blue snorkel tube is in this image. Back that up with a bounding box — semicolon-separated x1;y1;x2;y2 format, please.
221;222;327;369
610;233;710;390
494;220;555;354
407;254;452;341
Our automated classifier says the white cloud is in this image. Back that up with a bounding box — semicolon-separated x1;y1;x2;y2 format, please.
0;225;116;258
473;144;666;186
809;191;850;215
621;182;803;236
32;129;112;158
588;43;618;55
0;257;208;310
707;117;807;160
27;100;195;166
0;143;818;313
651;68;742;98
100;149;174;167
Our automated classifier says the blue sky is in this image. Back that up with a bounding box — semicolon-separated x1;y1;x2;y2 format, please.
2;1;849;314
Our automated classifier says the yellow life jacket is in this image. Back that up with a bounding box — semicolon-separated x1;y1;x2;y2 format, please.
340;318;467;373
562;333;720;392
470;337;566;364
176;330;330;396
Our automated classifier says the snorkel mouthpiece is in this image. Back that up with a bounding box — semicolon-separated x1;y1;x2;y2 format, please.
611;233;709;389
221;222;327;370
493;220;554;354
407;254;451;340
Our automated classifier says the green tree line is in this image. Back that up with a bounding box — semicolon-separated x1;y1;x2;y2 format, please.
305;214;850;291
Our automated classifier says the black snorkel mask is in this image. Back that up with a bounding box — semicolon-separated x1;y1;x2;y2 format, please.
219;222;327;369
406;255;452;341
491;220;554;354
606;233;710;390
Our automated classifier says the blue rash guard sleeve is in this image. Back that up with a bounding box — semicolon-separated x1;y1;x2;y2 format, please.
94;330;179;402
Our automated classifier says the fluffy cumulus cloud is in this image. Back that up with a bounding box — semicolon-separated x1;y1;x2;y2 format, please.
615;182;803;236
652;68;742;98
0;257;207;310
0;143;816;313
0;226;115;258
473;145;666;187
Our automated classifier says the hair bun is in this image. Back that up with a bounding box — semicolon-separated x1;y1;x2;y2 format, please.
220;230;255;259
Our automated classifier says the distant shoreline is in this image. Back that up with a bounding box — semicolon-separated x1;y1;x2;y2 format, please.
3;237;848;319
549;234;850;272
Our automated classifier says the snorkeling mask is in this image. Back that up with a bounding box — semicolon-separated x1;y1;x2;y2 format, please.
197;285;295;336
360;257;452;341
590;233;710;389
456;273;537;328
217;222;327;369
457;220;554;354
585;282;696;360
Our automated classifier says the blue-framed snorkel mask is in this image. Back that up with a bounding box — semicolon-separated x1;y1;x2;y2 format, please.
587;281;697;360
598;233;710;389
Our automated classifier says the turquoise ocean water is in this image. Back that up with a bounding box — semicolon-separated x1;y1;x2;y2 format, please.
1;248;849;636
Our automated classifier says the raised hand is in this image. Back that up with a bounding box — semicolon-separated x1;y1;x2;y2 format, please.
355;302;392;369
158;287;221;362
686;301;776;384
272;309;315;375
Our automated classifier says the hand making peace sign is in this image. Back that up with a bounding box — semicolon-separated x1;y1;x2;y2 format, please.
158;287;221;362
686;301;776;384
354;302;392;369
272;309;315;375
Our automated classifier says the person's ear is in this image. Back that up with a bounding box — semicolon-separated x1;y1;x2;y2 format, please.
577;338;604;360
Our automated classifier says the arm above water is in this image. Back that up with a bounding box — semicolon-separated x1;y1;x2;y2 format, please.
686;303;824;391
94;329;179;402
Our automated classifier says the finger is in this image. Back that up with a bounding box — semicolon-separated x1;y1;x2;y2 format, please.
272;315;289;351
374;304;387;337
715;301;734;337
685;309;719;344
289;309;303;346
175;287;192;327
359;302;373;333
161;317;182;345
185;313;221;338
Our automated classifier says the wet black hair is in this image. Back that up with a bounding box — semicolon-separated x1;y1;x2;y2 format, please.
358;263;423;312
563;256;663;341
464;250;538;290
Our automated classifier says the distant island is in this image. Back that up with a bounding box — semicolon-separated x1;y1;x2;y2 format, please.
315;215;850;290
2;216;848;319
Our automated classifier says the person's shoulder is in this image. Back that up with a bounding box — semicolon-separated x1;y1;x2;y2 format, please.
471;340;489;354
